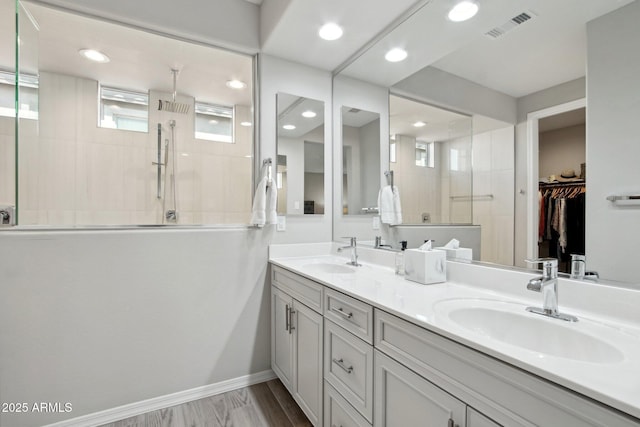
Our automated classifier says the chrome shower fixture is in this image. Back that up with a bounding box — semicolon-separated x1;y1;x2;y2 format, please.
158;68;190;114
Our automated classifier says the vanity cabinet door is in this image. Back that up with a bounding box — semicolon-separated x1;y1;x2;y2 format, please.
374;350;466;427
467;408;501;427
293;300;323;426
272;286;293;391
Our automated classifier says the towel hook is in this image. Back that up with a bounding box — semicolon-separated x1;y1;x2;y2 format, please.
262;158;273;189
384;170;394;193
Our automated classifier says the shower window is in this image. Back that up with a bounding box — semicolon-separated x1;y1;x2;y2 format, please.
99;86;149;132
0;70;38;119
195;102;234;143
416;141;434;168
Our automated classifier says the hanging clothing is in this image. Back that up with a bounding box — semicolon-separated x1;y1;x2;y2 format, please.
538;182;586;265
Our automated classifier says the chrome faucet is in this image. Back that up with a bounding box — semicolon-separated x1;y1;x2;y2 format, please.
525;258;577;322
338;237;361;266
374;236;393;250
570;254;599;281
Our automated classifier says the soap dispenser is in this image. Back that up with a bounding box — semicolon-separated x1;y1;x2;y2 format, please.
395;240;408;275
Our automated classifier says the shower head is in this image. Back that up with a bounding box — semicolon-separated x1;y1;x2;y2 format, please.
158;68;190;114
158;99;190;114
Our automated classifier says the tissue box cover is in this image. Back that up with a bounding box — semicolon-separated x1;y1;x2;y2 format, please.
434;247;473;261
404;249;447;285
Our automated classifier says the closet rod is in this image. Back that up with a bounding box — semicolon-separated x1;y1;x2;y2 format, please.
539;181;585;189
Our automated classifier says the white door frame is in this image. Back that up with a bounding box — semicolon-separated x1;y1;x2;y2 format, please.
526;98;586;260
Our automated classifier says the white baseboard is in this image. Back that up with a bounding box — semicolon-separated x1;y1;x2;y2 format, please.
44;370;277;427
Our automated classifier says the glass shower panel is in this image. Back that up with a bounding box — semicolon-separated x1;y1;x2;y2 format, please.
17;0;40;225
0;0;18;221
12;2;254;226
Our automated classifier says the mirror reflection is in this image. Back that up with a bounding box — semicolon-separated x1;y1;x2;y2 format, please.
336;0;639;284
389;96;473;225
341;106;380;215
276;93;325;215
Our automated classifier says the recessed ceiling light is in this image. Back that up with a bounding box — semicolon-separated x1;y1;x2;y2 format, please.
240;121;252;127
318;23;343;41
209;119;219;124
302;110;317;118
448;1;479;22
385;48;408;62
78;49;110;63
283;124;296;130
413;121;427;127
226;80;247;89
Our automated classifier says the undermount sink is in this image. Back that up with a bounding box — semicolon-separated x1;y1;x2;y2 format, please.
434;299;625;364
302;262;355;274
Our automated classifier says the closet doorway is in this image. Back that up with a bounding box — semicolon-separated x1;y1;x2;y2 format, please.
526;99;586;273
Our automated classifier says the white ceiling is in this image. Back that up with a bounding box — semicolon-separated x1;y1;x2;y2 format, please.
261;0;419;71
3;0;632;126
339;0;635;97
21;3;254;108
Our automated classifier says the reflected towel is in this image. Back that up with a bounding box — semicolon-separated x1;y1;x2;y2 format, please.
378;185;402;225
266;179;278;225
250;176;268;227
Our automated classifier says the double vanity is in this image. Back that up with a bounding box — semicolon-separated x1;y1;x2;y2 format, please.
269;243;640;427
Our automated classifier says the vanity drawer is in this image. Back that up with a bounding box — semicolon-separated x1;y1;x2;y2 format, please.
272;265;323;313
324;319;374;423
324;288;373;344
324;381;371;427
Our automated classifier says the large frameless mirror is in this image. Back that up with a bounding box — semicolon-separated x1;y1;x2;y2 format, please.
276;92;325;215
341;106;380;215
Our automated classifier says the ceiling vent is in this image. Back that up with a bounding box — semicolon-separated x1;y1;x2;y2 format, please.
485;10;538;39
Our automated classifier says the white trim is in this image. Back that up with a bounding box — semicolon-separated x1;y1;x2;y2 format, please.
43;370;277;427
525;98;586;260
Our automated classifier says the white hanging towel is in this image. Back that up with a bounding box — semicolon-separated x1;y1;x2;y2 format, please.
378;185;402;225
266;178;278;224
250;176;268;227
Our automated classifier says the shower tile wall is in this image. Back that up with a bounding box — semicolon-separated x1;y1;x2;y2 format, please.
391;134;442;224
472;126;515;265
0;116;15;209
15;71;252;225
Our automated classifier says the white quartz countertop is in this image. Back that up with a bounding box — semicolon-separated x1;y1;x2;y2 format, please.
269;244;640;421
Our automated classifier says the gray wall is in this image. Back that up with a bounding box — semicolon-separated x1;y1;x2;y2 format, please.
539;124;585;179
0;229;272;426
586;0;640;283
393;67;517;125
360;118;381;210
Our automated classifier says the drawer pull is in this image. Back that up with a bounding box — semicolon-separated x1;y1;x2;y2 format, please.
332;358;354;374
331;306;353;319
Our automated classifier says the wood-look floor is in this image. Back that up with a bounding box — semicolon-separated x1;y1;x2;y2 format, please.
99;379;312;427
